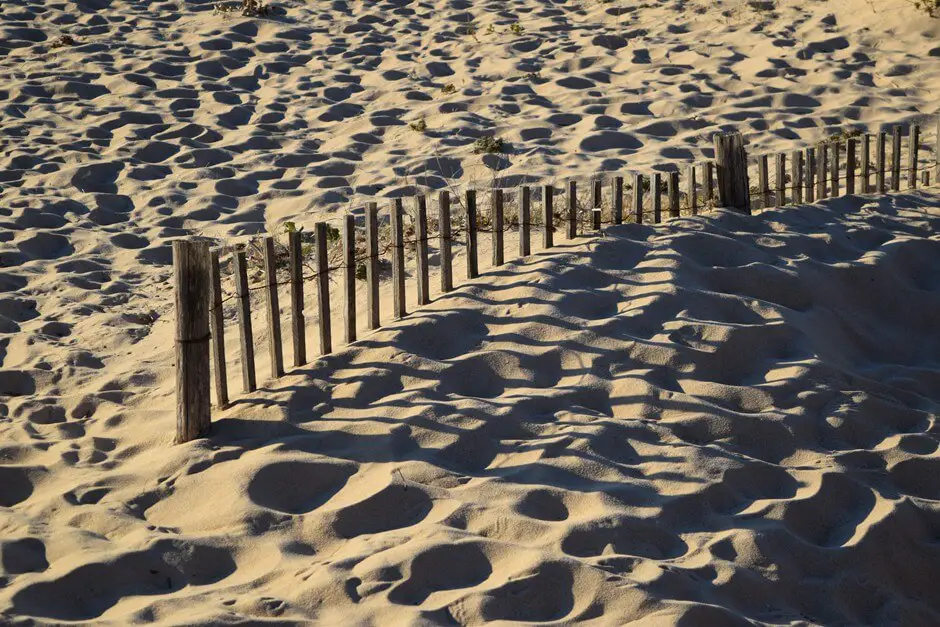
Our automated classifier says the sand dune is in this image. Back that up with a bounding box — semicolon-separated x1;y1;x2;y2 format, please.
2;0;940;624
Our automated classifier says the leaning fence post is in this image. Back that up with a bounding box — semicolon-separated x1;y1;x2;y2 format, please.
567;180;578;238
262;236;284;379
668;171;680;218
466;189;479;278
365;202;380;330
315;222;332;355
209;248;228;409
390;199;406;319
233;250;255;392
439;191;453;293
342;214;356;344
908;124;920;190
632;173;644;223
652;173;662;223
846;138;857;196
791;150;803;204
492;189;504;266
519;186;531;257
543;184;554;248
891;125;902;192
288;230;306;368
712;132;750;213
876;131;887;194
416;195;430;305
174;239;211;444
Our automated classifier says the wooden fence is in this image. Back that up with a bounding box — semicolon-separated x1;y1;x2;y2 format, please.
173;118;940;443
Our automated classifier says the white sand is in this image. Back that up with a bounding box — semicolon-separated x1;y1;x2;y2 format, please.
2;0;940;624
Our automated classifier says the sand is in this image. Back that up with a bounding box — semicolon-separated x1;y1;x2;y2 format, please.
2;0;940;624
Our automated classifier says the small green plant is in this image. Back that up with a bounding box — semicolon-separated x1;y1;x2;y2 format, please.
473;136;506;155
441;83;457;95
508;23;525;35
485;24;496;35
409;118;428;132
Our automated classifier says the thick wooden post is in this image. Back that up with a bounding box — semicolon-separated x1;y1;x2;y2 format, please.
567;180;578;238
209;249;228;409
592;177;603;231
909;124;920;190
492;189;504;266
805;147;815;203
314;222;332;355
390;199;406;319
846;138;856;196
466;189;478;278
632;173;644;223
935;115;940;185
775;153;786;206
262;236;283;379
876;131;887;194
612;176;624;224
342;214;356;344
174;240;211;444
791;150;803;204
668;171;680;218
233;250;255;392
861;134;871;194
519;186;531;256
543;184;554;248
704;162;714;207
652;173;662;223
416;195;430;305
288;230;306;367
758;155;770;208
712;132;750;213
817;142;828;200
688;166;697;215
365;202;380;330
891;125;902;192
923;171;931;187
830;141;840;198
439;191;453;293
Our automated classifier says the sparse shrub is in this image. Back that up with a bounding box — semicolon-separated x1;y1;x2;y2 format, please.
509;23;525;35
473;136;506;155
523;71;542;82
215;0;270;17
409;118;428;133
441;83;457;95
910;0;939;16
50;34;77;48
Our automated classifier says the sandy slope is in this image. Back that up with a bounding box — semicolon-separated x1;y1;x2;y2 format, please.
2;0;940;624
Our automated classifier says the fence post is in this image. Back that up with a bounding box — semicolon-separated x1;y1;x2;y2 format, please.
935;115;939;185
174;240;211;444
830;140;840;198
233;250;255;392
465;189;479;278
862;134;871;194
390;199;406;319
567;180;578;238
209;248;228;409
758;155;770;208
519;186;531;256
846;138;857;195
704;162;714;207
805;147;815;203
612;176;624;224
592;177;603;231
632;173;644;223
817;142;828;200
652;173;662;222
492;189;504;266
668;171;680;218
775;153;786;206
791;150;803;204
908;124;920;190
342;214;356;344
891;125;902;192
439;191;453;293
688;166;697;215
315;222;332;355
365;202;380;330
262;236;284;379
288;230;306;368
543;184;554;248
876;131;887;194
416;195;430;305
712;132;750;213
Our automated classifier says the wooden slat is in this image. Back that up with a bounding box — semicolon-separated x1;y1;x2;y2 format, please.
633;173;644;223
233;250;255;392
262;236;284;379
704;161;714;207
416;194;430;305
774;152;786;207
805;147;815;203
652;173;662;223
612;176;624;224
390;199;406;319
688;166;697;215
288;230;306;368
209;248;228;408
830;140;839;198
314;222;332;355
758;154;770;208
862;134;871;194
567;179;577;238
592;177;602;231
174;240;212;443
876;131;887;194
846;138;857;196
342;214;356;344
668;171;680;218
365;202;380;330
543;184;554;248
891;125;902;192
817;142;828;200
791;150;803;204
908;124;920;190
713;132;750;212
466;189;478;279
439;191;453;293
519;185;531;256
935;115;939;185
492;189;504;266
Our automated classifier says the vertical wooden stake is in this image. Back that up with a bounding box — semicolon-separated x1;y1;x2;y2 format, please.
262;236;284;379
876;131;887;194
846;138;856;196
668;171;680;218
632;173;644;223
935;115;940;185
314;222;332;355
922;171;930;187
712;132;750;213
612;176;624;224
543;184;554;248
688;166;697;215
342;214;356;344
758;155;770;208
519;186;531;257
416;195;430;305
466;189;478;279
174;240;211;444
288;230;305;368
365;202;380;330
233;250;255;392
209;249;228;409
704;161;714;207
791;150;803;204
390;199;406;319
652;173;662;223
817;142;828;200
592;177;603;231
891;125;902;192
775;153;786;207
908;124;920;190
439;191;453;293
830;141;840;198
492;189;504;266
861;134;871;194
567;180;578;238
805;147;815;203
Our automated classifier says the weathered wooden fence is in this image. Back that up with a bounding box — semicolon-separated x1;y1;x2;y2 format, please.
173;118;940;443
